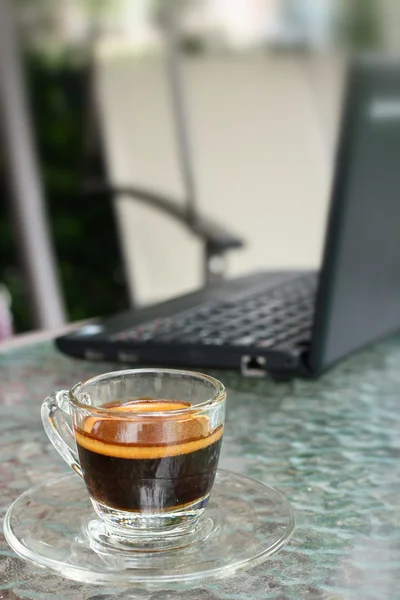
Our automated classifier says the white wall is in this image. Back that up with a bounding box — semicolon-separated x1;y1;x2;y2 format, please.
96;50;344;305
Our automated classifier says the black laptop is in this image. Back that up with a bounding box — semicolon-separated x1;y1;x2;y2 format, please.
56;56;400;380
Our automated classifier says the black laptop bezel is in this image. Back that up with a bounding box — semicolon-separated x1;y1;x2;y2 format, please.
308;56;400;374
306;60;358;374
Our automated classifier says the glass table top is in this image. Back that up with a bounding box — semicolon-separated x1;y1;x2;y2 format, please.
1;337;400;599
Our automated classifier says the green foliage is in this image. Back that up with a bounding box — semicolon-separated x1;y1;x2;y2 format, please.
0;51;130;331
341;0;382;49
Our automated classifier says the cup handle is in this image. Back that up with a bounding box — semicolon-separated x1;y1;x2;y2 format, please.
41;390;83;477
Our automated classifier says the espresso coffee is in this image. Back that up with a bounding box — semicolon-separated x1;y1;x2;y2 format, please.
75;400;223;513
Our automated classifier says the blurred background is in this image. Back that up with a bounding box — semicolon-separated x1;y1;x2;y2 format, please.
0;0;399;338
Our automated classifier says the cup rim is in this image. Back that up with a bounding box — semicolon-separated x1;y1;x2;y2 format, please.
69;368;226;416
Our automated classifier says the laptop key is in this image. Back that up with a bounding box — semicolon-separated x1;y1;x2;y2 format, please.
200;337;224;345
232;336;256;346
257;338;276;348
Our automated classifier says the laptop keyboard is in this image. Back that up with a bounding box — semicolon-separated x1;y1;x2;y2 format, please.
112;273;317;350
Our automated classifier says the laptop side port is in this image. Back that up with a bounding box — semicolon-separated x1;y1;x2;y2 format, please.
241;355;267;377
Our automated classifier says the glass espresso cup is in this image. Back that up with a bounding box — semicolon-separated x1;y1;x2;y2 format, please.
41;369;226;544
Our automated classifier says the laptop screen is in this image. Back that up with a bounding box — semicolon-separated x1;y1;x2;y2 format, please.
309;57;400;373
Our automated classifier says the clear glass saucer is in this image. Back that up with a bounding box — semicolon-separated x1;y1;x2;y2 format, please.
4;470;295;589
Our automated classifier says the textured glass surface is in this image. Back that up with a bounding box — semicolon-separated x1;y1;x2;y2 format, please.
1;339;400;598
4;471;294;587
